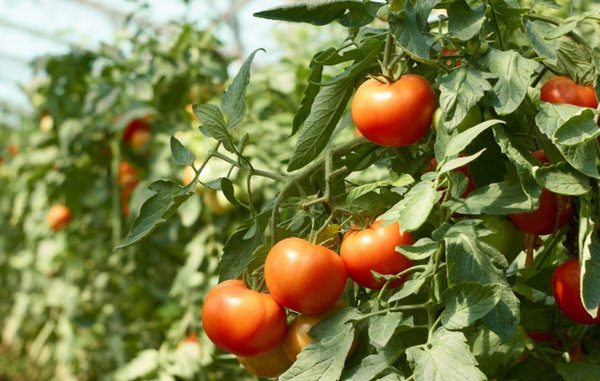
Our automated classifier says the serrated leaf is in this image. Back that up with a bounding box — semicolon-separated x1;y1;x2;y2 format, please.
347;174;414;206
534;162;591;195
390;1;434;59
579;198;600;318
442;282;505;330
389;274;428;302
448;1;485;41
545;22;578;40
222;49;263;129
379;179;439;233
554;108;600;146
341;336;405;381
254;1;376;27
484;49;538;115
558;142;600;179
438;149;485;174
193;104;234;152
287;79;354;171
406;329;486;381
292;50;328;135
397;238;438;260
115;181;194;250
525;20;558;64
454;182;532;215
368;312;405;347
469;327;528;376
444;119;504;158
219;229;263;282
170;136;195;166
439;68;493;130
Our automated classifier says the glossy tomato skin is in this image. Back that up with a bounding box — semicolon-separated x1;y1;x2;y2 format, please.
351;75;436;147
509;150;573;235
540;77;598;108
265;238;347;314
340;221;413;289
237;342;292;378
282;301;357;362
201;280;287;357
46;205;72;231
552;259;600;325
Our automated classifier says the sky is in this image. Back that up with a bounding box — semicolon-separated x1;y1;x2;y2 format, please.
0;0;282;112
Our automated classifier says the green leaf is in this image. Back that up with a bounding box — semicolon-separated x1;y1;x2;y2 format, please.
341;336;405;381
368;312;405;347
545;22;578;39
442;282;505;330
396;238;438;260
287;79;354;171
553;38;595;85
390;1;434;59
578;198;600;318
389;274;429;302
219;178;242;207
438;68;493;130
438;149;485;174
219;229;263;282
347;174;414;206
170;136;195;166
115;181;194;250
221;49;263;130
193;104;234;152
406;329;486;381
554;108;600;146
254;1;376;27
379;179;440;233
484;49;538;115
444;119;504;158
558;142;600;179
534;163;591;196
319;40;381;86
280;308;360;381
454;182;532;215
448;1;485;41
469;327;528;376
525;20;558;64
292;50;328;136
556;362;600;381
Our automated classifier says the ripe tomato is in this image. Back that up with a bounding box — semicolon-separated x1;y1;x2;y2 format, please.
340;221;413;289
118;161;139;188
237;342;292;378
428;155;476;198
540;77;598;108
7;144;18;156
201;279;287;357
552;259;600;325
46;205;72;231
123;119;152;150
282;301;357;362
265;238;347;314
182;165;196;186
509;150;573;235
351;75;436;147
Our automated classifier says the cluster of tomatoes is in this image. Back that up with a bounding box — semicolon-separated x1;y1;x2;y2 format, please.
202;221;414;377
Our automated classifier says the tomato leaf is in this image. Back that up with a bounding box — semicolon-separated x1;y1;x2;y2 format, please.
468;327;528;376
578;198;600;318
390;1;435;60
483;49;538;115
448;1;486;41
292;50;328;136
192;104;235;152
287;78;354;171
439;68;493;130
170;136;195;166
441;282;506;330
534;163;591;196
554;109;600;146
438;149;485;174
556;362;600;381
280;308;360;381
219;228;263;282
444;119;504;159
347;174;414;206
115;181;195;250
406;329;487;381
525;20;558;64
368;312;410;348
454;182;536;215
341;336;405;381
379;179;440;233
389;273;430;302
254;1;377;27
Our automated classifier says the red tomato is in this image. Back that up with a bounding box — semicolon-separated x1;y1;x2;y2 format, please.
351;75;436;147
540;77;598;108
340;221;413;289
552;259;600;325
428;154;476;198
265;238;347;314
123;119;152;150
509;150;573;235
237;342;292;378
7;144;18;156
527;332;555;343
118;161;139;188
46;205;72;231
282;301;357;362
201;279;287;357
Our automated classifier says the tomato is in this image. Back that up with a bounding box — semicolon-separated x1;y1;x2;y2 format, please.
7;144;18;156
182;165;196;187
46;205;72;231
265;238;347;314
118;161;139;188
467;39;489;56
540;77;598;108
282;301;357;362
340;221;413;289
237;342;292;378
509;150;573;235
428;155;476;198
476;215;525;262
351;75;436;147
552;259;600;325
201;279;287;357
123;119;152;150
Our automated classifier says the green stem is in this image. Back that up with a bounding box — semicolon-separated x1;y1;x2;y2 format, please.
489;2;505;50
211;151;284;182
110;138;122;246
383;27;394;74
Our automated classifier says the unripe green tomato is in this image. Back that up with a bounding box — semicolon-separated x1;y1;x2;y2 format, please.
390;0;407;12
477;215;525;263
467;39;489;56
483;110;494;121
377;5;390;22
432;108;442;133
456;106;483;133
